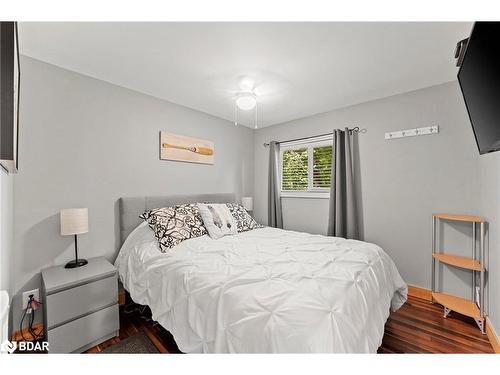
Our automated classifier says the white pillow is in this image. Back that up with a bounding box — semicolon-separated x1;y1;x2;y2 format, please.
197;203;238;239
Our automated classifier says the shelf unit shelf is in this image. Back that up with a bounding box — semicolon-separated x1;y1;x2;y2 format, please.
432;213;485;223
431;292;482;320
431;213;487;334
432;253;481;271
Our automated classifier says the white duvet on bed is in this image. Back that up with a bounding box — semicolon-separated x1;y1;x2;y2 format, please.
115;223;407;353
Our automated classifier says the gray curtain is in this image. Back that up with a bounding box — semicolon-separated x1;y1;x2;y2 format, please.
268;141;283;228
327;128;359;239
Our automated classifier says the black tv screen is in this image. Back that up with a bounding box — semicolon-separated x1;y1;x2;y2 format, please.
458;22;500;155
0;21;20;172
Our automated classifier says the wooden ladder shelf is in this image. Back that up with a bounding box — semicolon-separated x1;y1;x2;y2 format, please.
432;253;481;271
431;213;487;334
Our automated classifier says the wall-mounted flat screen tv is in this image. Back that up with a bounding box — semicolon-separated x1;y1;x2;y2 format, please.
0;21;20;172
458;22;500;155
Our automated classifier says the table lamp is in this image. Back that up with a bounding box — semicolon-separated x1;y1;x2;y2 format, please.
60;208;89;269
242;197;253;212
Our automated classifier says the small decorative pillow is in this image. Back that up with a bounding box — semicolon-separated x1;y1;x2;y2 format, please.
197;203;238;239
226;203;264;232
140;203;207;252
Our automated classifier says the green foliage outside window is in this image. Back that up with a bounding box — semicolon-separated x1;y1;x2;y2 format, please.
313;146;332;188
282;148;308;190
282;144;333;191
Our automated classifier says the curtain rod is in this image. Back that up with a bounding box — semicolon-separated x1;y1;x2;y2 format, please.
263;126;361;147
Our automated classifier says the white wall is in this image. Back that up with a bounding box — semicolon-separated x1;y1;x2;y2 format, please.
10;56;254;330
254;81;482;302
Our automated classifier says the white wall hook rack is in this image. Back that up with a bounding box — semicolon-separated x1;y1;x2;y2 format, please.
385;125;439;140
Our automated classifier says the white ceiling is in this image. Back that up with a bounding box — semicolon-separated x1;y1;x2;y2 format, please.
18;22;472;128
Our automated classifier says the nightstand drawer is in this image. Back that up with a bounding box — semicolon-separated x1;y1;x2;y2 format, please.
47;303;119;353
46;275;117;329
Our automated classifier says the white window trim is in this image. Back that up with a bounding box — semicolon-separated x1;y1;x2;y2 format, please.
280;135;333;199
281;191;330;199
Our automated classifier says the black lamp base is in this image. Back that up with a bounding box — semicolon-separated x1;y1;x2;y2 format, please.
65;259;88;269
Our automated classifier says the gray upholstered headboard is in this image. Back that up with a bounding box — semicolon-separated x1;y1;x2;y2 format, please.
118;193;236;246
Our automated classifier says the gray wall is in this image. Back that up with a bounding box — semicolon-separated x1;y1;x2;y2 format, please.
1;168;14;336
8;57;499;341
10;56;254;330
478;153;500;340
0;169;13;293
254;81;483;303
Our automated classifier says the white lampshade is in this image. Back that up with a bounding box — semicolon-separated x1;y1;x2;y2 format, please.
236;93;257;111
242;197;253;211
60;208;89;236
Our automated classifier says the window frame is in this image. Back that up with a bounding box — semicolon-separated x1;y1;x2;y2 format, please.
279;135;333;199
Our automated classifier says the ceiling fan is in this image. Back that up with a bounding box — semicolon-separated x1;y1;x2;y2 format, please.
234;77;258;129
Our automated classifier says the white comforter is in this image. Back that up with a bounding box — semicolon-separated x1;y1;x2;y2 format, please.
115;223;407;353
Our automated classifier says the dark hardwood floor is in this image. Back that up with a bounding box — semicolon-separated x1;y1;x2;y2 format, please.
379;295;493;353
86;295;494;354
85;303;181;353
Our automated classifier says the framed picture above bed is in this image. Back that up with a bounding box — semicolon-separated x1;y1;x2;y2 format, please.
0;21;20;173
159;131;214;165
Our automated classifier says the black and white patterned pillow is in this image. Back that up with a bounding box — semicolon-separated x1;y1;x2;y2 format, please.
226;203;264;232
140;203;207;252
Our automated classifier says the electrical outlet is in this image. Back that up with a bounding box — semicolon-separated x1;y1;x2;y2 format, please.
21;289;39;310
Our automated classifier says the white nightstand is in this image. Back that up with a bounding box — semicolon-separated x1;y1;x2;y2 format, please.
41;257;119;353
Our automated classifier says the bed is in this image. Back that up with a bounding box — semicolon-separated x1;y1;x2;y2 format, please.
115;194;407;353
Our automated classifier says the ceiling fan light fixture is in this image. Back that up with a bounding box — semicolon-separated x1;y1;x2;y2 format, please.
236;93;257;111
239;77;255;91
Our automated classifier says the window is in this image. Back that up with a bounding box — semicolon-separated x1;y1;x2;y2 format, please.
280;137;333;197
282;147;308;191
